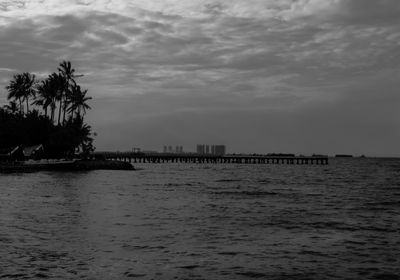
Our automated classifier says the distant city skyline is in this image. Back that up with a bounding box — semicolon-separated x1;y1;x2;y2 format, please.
1;1;399;157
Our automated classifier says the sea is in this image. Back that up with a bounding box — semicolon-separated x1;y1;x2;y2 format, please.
0;158;399;280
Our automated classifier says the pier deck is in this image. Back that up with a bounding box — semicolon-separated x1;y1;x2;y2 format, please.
93;152;328;165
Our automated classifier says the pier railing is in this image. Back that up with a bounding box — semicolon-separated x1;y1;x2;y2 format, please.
93;152;328;165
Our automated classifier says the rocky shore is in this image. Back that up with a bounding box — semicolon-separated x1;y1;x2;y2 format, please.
0;159;134;173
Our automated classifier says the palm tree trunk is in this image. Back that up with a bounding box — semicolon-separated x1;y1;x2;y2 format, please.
58;98;62;125
19;99;22;115
26;98;29;114
51;104;55;123
62;95;67;124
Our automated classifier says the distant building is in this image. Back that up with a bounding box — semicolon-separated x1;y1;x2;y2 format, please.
196;144;205;154
214;145;226;156
163;145;184;154
196;144;226;155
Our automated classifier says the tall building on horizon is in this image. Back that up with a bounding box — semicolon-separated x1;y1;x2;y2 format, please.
196;144;205;154
164;145;184;153
196;144;226;155
214;145;226;156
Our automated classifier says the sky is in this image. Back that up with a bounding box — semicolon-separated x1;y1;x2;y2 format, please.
0;0;399;156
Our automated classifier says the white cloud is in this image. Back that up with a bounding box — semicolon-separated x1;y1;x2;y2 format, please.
0;0;337;19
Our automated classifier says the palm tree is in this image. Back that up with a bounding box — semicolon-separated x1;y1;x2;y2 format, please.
40;72;66;125
6;73;25;114
58;61;78;84
34;79;53;118
5;72;36;115
21;72;36;114
54;74;67;125
58;61;83;123
67;84;92;118
35;73;64;123
71;115;94;154
1;62;94;157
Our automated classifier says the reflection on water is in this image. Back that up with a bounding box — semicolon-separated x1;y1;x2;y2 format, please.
1;158;400;279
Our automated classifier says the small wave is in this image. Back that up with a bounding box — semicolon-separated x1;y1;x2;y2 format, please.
299;250;328;257
122;244;166;250
0;274;28;279
212;191;278;197
124;272;146;278
372;273;400;280
306;221;396;233
164;183;181;187
34;273;49;278
306;221;358;231
366;201;400;207
218;251;240;256
258;179;271;184
343;240;367;245
163;182;202;187
236;271;267;278
215;179;243;182
178;265;199;270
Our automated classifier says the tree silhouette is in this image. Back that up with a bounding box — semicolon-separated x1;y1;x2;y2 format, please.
68;84;92;118
6;72;37;115
21;72;36;114
4;101;18;114
2;61;93;158
6;73;25;114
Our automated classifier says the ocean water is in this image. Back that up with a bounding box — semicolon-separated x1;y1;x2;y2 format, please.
0;158;399;279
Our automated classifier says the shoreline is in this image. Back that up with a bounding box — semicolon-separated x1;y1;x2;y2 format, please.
0;159;134;173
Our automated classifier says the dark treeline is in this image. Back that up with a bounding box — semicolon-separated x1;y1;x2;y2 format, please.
0;61;94;158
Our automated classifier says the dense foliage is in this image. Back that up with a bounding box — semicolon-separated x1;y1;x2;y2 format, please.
0;61;94;158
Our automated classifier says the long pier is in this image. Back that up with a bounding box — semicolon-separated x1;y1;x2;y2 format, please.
93;152;328;165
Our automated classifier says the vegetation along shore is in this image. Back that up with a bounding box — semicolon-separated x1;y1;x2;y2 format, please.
0;61;133;171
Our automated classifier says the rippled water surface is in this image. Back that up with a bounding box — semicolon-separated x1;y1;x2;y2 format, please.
1;158;400;279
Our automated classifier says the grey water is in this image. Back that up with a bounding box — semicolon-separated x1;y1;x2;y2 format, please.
0;158;399;279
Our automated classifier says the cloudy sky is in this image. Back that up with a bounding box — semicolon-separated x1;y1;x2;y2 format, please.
1;0;399;156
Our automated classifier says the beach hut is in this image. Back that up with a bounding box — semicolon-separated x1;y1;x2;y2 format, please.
23;144;44;159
